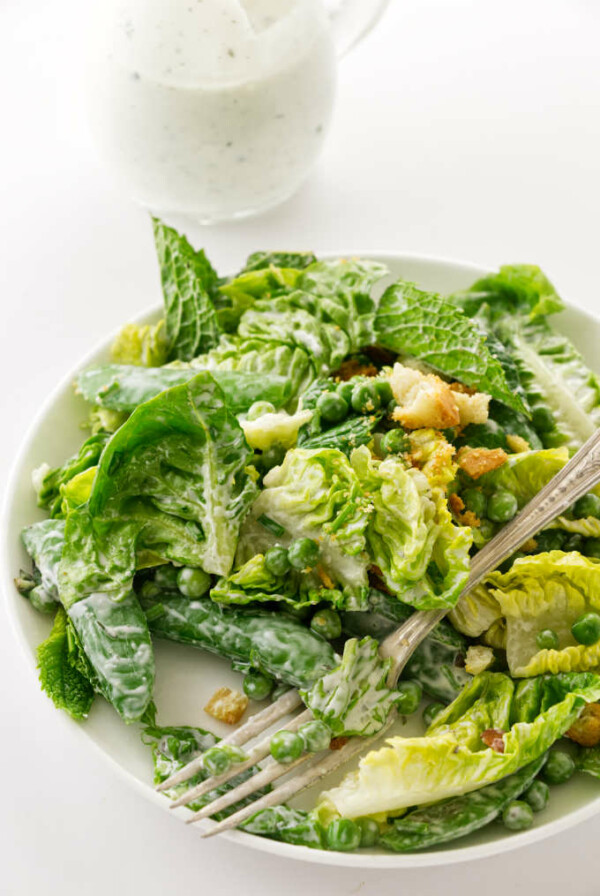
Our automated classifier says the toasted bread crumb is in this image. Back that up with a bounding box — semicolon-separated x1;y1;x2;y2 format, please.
449;493;481;528
566;703;600;747
389;363;490;430
457;447;508;479
334;359;378;381
317;564;336;590
204;687;249;725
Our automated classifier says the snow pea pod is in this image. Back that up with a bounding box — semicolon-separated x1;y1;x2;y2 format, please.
141;593;337;688
341;589;471;704
381;752;547;852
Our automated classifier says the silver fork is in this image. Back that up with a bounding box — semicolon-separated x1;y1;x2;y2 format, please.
159;428;600;837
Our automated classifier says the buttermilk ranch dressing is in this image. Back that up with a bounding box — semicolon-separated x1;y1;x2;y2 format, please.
88;0;337;221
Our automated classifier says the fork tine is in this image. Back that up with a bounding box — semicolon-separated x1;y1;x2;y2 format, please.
157;688;303;791
169;707;313;808
199;716;396;837
185;752;315;824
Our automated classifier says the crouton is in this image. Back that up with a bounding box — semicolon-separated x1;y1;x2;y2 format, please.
452;390;491;426
566;703;600;747
204;687;249;725
389;363;490;430
390;365;460;429
457;447;508;479
506;434;531;454
448;493;481;528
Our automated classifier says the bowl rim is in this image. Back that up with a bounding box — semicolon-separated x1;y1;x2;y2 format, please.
2;249;599;869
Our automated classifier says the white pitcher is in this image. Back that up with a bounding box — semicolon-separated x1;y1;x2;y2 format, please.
86;0;389;222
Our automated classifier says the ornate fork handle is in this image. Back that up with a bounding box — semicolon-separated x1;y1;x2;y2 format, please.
381;428;600;685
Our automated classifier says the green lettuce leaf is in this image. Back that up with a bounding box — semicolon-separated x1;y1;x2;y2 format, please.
153;219;220;361
36;607;95;720
374;281;527;414
210;553;328;609
76;363;292;415
495;314;600;451
242;251;318;273
110;320;169;367
217;265;303;331
316;671;600;820
17;520;66;612
452;264;564;322
300;637;400;737
465;447;569;503
241;409;313;451
351;446;472;610
33;433;110;518
575;745;600;779
457;552;600;677
237;448;371;609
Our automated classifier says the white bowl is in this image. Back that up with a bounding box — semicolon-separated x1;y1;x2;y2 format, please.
2;252;600;868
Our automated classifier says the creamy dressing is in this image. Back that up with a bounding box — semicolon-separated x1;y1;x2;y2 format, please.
88;0;337;220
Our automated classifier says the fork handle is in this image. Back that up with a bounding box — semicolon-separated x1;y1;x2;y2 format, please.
381;428;600;685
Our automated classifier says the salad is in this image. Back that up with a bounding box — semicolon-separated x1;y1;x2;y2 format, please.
15;219;600;854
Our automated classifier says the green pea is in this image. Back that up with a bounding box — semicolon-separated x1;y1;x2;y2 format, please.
243;670;274;701
264;545;291;577
535;530;567;553
326;818;362;852
522;779;549;813
177;567;211;598
396;680;423;715
542;749;575;784
351;382;381;414
288;537;320;570
532;405;555;433
381;428;409;455
337;381;355;403
462;488;487;518
261;443;286;470
563;534;584;553
269;730;304;764
138;580;161;600
247;400;276;421
357;817;380;848
374;380;394;406
202;747;231;777
487;490;519;523
478;519;496;541
298;719;331;753
317;391;349;424
535;628;560;651
423;701;445;728
310;608;342;640
583;538;600;560
572;612;600;645
573;493;600;519
501;800;533;831
154;565;180;590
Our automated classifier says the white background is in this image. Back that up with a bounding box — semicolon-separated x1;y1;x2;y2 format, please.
1;0;600;893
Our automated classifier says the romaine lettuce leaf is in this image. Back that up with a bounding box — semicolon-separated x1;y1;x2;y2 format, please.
217;266;303;331
237;448;371;609
241;409;313;451
465;552;600;677
317;671;600;819
350;446;472;610
59;372;257;721
33;433;109;518
495;314;600;451
110;320;168;367
300;637;400;737
17;520;66;612
76;364;292;415
374;281;527;414
452;264;564;322
242;251;317;272
466;447;569;504
153;219;220;361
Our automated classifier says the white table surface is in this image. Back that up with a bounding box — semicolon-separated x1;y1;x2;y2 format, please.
2;0;600;892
